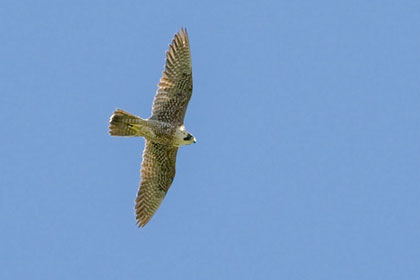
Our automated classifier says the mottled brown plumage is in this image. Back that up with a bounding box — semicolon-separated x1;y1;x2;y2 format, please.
135;141;178;227
151;28;193;125
109;28;195;227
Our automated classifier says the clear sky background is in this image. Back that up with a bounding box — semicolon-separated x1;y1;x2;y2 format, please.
1;0;419;279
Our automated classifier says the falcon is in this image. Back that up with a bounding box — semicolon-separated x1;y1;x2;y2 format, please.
109;28;195;227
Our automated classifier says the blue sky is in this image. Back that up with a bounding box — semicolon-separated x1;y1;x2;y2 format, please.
1;0;420;279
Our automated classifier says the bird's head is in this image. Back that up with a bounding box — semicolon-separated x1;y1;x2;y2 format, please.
174;125;196;146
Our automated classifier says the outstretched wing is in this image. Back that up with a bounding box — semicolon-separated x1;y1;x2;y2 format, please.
150;28;193;126
135;140;178;227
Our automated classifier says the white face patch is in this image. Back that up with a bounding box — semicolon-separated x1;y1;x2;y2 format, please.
174;125;187;140
173;125;194;146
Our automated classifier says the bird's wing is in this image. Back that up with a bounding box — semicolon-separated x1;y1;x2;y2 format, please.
135;140;178;227
150;28;193;126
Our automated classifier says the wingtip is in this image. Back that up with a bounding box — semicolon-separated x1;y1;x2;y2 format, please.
136;218;150;228
177;27;189;40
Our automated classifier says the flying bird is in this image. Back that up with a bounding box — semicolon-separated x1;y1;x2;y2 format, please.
109;28;195;227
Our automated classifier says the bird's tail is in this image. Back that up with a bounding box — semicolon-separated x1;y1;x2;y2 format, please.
109;109;147;136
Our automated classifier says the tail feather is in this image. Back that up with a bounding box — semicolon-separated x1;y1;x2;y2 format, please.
109;109;145;136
